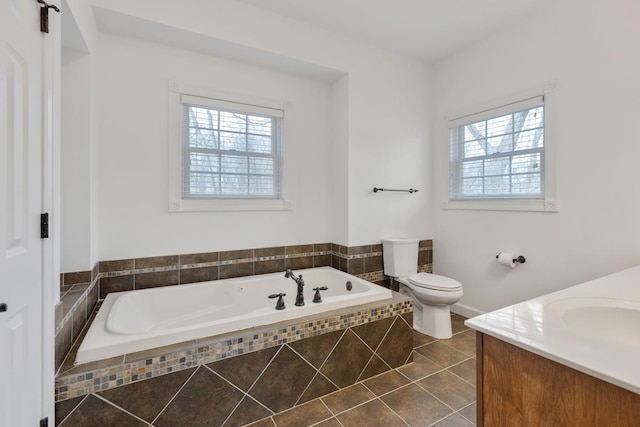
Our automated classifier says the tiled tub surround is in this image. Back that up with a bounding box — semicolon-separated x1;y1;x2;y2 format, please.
76;267;393;364
56;315;477;427
98;240;433;299
56;240;432;371
54;241;430;411
55;294;413;403
55;269;100;371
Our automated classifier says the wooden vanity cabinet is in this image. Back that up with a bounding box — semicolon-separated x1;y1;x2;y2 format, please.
476;332;640;426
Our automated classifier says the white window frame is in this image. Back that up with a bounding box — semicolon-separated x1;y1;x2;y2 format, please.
442;83;558;212
169;82;293;212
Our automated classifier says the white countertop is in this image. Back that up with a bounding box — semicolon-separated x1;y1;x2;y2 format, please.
465;265;640;394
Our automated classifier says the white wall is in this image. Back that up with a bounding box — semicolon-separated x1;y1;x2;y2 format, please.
96;33;335;259
82;0;433;262
61;48;92;272
60;0;99;273
58;0;640;319
347;61;432;245
433;0;640;315
330;75;349;245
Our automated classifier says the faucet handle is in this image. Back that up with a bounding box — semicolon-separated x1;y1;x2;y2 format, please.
268;293;286;310
312;286;328;303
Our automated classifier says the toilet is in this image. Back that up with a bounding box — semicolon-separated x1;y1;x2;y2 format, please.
382;238;463;339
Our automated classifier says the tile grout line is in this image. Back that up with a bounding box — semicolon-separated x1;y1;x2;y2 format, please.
359;378;415;424
427;412;461;427
208;362;254;427
326;369;409;417
455;401;477;425
291;370;329;408
369;316;397;355
354;351;383;384
317;398;336;418
299;328;347;386
92;393;153;426
57;394;90;426
150;365;200;426
445;356;477;387
285;344;338;405
207;362;277;427
410;371;472;416
418;340;471;364
395;353;448;383
279;400;338;427
375;395;412;426
326;391;380;419
242;345;285;406
352;328;394;383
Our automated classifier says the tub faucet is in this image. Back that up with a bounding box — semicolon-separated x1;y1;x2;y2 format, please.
284;269;305;306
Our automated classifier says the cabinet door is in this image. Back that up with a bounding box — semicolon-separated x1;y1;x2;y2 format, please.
480;333;640;427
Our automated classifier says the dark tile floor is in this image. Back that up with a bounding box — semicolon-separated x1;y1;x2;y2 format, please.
57;314;476;427
254;314;477;427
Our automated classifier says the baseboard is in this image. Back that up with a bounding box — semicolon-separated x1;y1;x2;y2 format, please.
451;303;484;319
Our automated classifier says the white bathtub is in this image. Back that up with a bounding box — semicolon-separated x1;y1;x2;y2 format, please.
76;267;392;364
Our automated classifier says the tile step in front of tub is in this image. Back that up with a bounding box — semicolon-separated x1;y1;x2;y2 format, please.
55;294;413;403
55;314;477;427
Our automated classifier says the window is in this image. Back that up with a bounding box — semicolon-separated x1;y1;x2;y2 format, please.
169;83;293;212
445;89;557;212
182;95;282;199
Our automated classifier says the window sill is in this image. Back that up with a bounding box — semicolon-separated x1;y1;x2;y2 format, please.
442;198;558;212
169;198;293;212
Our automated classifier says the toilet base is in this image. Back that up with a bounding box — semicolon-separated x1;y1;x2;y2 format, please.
413;303;453;339
400;288;453;339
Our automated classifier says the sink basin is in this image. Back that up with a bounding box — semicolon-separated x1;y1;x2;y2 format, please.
545;297;640;347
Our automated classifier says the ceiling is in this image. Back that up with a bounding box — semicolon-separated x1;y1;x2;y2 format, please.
237;0;553;63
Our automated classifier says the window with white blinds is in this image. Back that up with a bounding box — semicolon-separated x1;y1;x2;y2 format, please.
182;95;283;199
449;96;545;200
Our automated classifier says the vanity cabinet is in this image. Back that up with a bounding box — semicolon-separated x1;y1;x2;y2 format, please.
476;332;640;426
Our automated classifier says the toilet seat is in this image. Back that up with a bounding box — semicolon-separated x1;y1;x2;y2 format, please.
408;273;462;292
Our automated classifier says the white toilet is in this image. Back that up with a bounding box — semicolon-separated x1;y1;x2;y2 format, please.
382;238;463;339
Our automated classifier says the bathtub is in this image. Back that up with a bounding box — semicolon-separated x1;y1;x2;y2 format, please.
76;267;392;364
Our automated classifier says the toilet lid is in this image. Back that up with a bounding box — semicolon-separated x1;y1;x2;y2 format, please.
408;273;462;291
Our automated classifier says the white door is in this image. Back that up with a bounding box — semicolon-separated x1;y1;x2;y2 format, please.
0;0;46;426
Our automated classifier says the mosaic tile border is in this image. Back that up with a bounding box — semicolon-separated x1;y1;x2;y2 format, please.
55;295;412;402
97;252;333;278
96;240;432;291
97;252;334;278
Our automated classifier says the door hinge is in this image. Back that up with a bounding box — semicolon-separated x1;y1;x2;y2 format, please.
40;417;49;427
40;213;49;238
36;0;60;34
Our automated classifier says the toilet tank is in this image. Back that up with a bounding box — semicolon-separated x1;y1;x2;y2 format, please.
381;238;419;277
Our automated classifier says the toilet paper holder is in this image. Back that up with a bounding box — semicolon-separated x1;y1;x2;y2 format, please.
496;253;526;264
